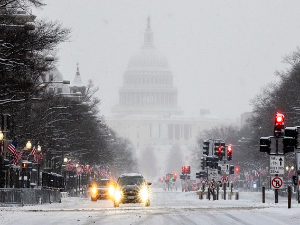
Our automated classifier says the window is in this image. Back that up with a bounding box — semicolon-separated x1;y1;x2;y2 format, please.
49;88;54;94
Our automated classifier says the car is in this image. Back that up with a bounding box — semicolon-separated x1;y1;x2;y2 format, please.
113;173;151;207
90;179;115;201
187;180;198;191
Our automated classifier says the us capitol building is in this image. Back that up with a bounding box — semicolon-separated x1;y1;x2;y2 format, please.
105;17;236;171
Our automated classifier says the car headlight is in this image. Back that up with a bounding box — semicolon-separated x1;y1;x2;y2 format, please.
92;186;97;194
139;186;149;202
109;185;115;197
114;189;122;202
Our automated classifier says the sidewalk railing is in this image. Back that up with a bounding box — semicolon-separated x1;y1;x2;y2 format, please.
0;188;61;206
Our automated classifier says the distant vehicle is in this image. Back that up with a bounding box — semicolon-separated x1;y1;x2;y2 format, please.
90;179;115;201
113;173;151;207
188;180;198;191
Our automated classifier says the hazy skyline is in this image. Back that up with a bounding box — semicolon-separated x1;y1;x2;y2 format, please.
33;0;300;119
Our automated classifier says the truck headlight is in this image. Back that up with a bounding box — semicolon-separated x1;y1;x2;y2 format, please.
109;185;115;197
92;186;97;194
139;187;148;202
114;189;122;202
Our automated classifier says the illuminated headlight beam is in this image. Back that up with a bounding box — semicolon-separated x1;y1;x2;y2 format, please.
139;187;149;202
114;189;122;202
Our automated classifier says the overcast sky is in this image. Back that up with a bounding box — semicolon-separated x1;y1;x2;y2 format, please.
33;0;300;120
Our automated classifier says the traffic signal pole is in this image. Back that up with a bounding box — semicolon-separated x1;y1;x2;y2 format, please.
275;138;279;204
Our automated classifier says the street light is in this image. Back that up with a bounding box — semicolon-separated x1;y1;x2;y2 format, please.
0;130;3;141
64;157;68;163
26;141;32;150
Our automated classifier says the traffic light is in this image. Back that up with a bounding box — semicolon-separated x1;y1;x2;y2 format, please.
218;165;221;174
166;173;170;180
274;113;285;137
229;165;235;174
185;166;190;174
196;171;205;179
283;137;295;154
173;173;177;181
212;156;219;169
292;176;297;186
260;137;271;154
203;140;210;155
221;142;225;157
22;161;32;172
182;166;190;174
200;156;206;170
283;127;298;154
214;142;220;156
235;167;239;174
227;144;232;161
206;156;212;168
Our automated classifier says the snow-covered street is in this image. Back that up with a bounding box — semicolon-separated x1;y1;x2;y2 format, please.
1;183;299;225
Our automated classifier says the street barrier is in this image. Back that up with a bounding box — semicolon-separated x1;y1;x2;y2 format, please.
199;191;203;199
235;192;239;200
0;188;61;206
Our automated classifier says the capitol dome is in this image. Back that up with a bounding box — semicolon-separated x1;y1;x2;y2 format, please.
112;16;183;116
128;48;169;69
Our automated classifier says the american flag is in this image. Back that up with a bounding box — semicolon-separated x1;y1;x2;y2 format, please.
7;140;19;165
17;147;26;162
32;146;38;162
13;148;25;165
7;140;17;155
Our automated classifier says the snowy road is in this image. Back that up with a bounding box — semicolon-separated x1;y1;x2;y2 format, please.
1;184;300;225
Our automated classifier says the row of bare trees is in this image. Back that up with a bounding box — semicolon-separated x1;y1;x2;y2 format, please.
194;48;300;176
0;1;138;182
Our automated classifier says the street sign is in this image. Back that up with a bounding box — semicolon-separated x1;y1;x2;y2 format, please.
270;156;285;174
219;164;230;174
296;152;300;173
208;169;218;180
271;177;283;189
221;175;228;183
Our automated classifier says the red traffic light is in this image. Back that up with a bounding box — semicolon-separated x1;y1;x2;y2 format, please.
235;167;239;173
275;113;284;124
218;146;222;152
227;145;232;152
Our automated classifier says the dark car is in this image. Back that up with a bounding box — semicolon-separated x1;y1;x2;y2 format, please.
90;179;115;201
113;173;151;207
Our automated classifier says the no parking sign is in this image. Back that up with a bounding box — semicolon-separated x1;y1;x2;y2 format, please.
271;177;283;189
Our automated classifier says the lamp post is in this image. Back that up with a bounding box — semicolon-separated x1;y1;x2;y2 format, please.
63;157;68;190
37;144;42;187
